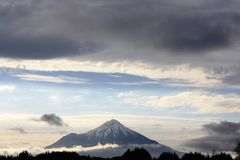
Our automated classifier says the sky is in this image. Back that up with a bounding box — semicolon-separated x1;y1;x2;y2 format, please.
0;0;240;154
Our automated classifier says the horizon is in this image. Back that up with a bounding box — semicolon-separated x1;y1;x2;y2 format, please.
0;0;240;157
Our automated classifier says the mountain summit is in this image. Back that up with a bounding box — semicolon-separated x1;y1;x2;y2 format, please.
87;119;132;138
46;119;158;148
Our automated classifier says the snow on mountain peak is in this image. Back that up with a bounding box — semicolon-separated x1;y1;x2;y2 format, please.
105;119;122;126
108;119;120;123
46;119;161;149
87;119;135;138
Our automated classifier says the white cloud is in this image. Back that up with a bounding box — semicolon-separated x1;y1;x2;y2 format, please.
117;91;240;113
0;58;221;86
65;95;84;103
0;143;119;156
14;73;89;84
49;95;61;103
49;95;84;104
47;143;119;152
0;85;15;93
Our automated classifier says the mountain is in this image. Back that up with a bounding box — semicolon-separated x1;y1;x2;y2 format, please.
46;119;158;148
46;119;181;157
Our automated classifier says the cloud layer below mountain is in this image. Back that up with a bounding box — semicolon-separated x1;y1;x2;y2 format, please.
185;121;240;152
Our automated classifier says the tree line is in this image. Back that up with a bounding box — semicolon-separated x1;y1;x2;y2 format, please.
0;143;239;160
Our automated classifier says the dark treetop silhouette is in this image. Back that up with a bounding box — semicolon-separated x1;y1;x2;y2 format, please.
0;148;234;160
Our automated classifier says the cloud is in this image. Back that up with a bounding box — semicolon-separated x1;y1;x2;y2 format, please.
0;59;221;86
222;70;240;86
0;113;210;152
0;85;15;93
9;127;26;134
0;144;177;158
0;143;119;156
0;0;99;59
0;0;239;59
117;91;240;113
14;73;89;84
185;121;240;152
0;0;240;88
204;121;240;135
46;143;119;153
0;33;84;59
39;114;66;127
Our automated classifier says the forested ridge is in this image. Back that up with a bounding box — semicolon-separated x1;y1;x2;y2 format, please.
0;147;238;160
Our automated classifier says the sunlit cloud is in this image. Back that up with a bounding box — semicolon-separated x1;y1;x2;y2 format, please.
0;85;15;93
14;73;89;84
117;91;240;113
0;59;221;86
49;96;61;103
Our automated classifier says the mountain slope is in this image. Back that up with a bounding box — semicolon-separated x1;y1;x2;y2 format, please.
46;119;158;148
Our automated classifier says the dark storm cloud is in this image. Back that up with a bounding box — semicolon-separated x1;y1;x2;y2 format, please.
157;15;232;52
40;114;66;127
0;33;82;59
91;0;236;53
204;121;240;135
185;121;240;152
223;71;240;86
0;0;240;59
0;0;101;59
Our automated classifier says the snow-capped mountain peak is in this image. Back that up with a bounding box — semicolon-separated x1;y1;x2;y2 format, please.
87;119;135;138
46;119;159;149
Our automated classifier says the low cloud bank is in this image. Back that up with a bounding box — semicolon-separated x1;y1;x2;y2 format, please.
0;144;178;158
185;121;240;152
0;143;119;156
